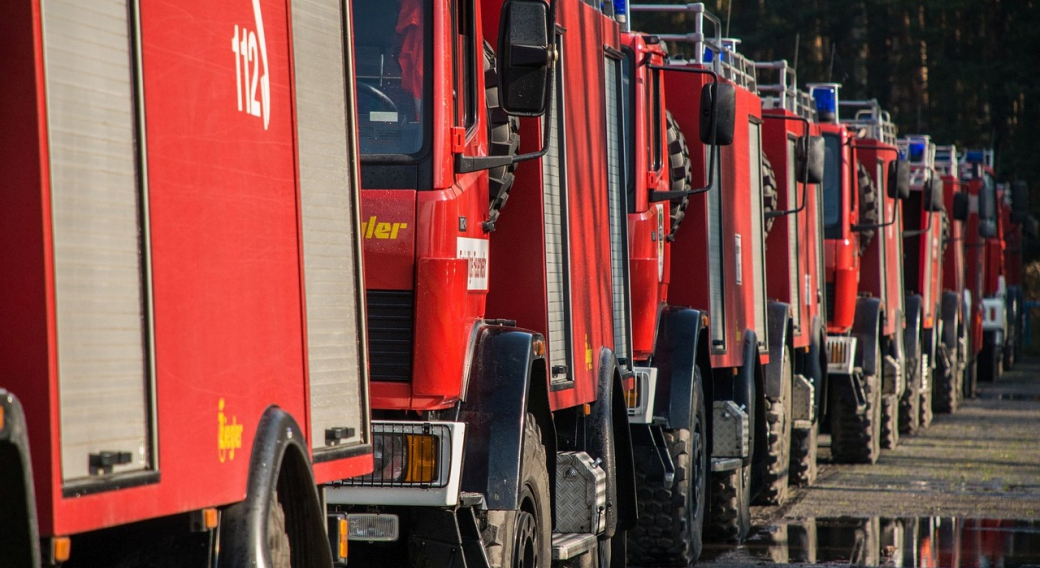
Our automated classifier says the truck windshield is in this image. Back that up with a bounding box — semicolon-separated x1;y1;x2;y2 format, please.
822;133;843;238
352;0;430;157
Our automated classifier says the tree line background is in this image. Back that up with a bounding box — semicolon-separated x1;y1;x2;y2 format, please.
632;0;1040;258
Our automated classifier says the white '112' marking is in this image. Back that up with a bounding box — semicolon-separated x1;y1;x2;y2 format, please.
231;1;270;129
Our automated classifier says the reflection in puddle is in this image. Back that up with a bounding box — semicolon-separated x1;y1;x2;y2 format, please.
976;392;1040;402
702;518;1040;567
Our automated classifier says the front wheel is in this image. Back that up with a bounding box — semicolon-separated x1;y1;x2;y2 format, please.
487;414;551;568
628;371;707;565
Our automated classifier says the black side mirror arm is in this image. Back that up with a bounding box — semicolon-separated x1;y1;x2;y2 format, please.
458;0;559;175
761;113;812;219
647;64;721;202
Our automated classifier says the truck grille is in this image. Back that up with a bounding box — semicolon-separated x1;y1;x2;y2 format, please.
825;282;836;324
367;290;414;382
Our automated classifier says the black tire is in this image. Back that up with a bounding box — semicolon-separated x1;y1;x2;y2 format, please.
789;419;818;487
899;349;922;435
707;462;751;543
762;153;779;238
919;353;933;428
664;110;693;235
830;370;882;464
933;344;959;414
880;394;899;449
757;346;792;505
484;43;520;222
267;491;292;568
628;369;707;565
977;341;1000;383
856;160;879;254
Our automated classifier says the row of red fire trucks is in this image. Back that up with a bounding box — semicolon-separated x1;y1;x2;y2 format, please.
2;0;1033;566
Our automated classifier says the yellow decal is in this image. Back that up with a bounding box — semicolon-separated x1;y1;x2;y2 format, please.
585;334;593;371
218;398;243;463
362;215;408;240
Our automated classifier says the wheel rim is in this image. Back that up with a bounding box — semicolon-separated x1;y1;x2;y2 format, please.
513;509;537;568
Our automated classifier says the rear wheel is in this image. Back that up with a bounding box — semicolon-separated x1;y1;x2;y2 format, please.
880;394;899;449
707;462;751;543
628;369;707;565
919;354;933;428
757;346;792;505
899;349;922;435
933;343;959;413
789;420;818;487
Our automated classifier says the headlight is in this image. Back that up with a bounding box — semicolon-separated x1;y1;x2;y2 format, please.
349;422;452;488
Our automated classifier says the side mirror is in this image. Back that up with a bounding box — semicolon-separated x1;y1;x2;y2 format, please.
497;0;551;116
980;219;997;239
699;83;735;146
924;176;945;212
795;136;825;184
979;185;996;222
887;160;910;200
952;192;969;221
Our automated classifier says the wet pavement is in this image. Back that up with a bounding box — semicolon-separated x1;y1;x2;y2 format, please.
697;358;1040;567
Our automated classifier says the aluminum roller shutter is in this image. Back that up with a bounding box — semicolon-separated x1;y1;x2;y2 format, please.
43;0;154;482
292;0;369;452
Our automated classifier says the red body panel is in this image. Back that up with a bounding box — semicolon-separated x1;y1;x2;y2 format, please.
622;33;671;362
962;171;995;354
487;0;621;411
668;72;769;369
0;0;371;537
855;142;904;338
942;176;966;295
762;111;824;349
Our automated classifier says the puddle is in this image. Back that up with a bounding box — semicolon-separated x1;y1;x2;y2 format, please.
701;517;1040;567
976;392;1040;402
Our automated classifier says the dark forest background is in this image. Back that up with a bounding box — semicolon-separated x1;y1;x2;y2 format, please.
631;0;1040;258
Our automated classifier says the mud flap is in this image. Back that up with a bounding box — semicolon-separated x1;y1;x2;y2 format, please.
764;302;791;400
408;504;492;568
459;326;552;513
651;306;704;431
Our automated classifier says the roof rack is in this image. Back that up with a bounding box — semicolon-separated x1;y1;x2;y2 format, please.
934;145;959;177
897;135;935;189
839;99;898;145
959;148;994;180
628;4;755;90
754;60;816;120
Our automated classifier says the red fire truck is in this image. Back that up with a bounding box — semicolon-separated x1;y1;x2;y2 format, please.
1;1;372;566
635;22;802;539
934;145;971;413
614;27;711;564
756;61;828;490
809;86;910;463
895;135;947;434
960;150;1003;384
